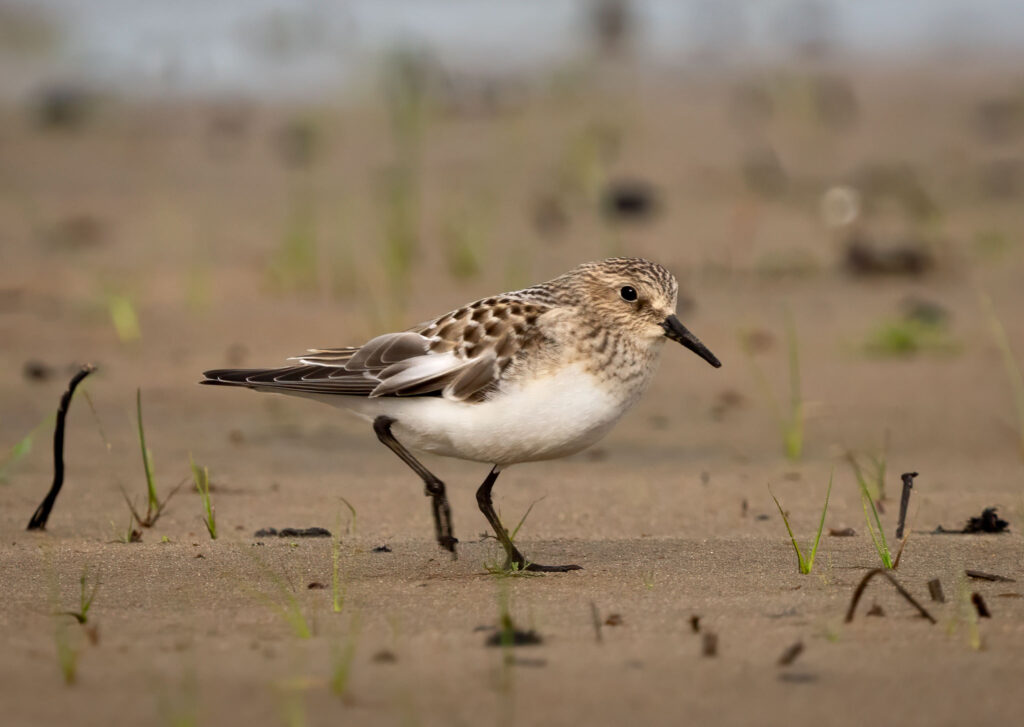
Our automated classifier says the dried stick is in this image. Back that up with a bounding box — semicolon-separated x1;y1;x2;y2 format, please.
845;568;936;624
27;365;95;530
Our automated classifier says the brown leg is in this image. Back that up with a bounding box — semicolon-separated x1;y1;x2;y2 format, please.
475;466;581;572
373;416;457;556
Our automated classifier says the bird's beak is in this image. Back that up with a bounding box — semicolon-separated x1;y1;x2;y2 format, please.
661;315;722;368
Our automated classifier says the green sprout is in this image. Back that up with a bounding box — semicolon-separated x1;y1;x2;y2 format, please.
769;472;832;574
189;454;216;540
60;566;100;624
852;462;893;568
124;389;182;528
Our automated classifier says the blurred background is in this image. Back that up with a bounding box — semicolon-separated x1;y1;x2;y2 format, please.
3;0;1024;469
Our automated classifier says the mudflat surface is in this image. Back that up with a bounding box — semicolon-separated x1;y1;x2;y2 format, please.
2;65;1024;726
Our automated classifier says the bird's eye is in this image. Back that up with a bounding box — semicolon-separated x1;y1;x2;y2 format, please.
620;286;638;302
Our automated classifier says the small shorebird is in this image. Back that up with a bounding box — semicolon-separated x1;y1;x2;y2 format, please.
202;258;720;571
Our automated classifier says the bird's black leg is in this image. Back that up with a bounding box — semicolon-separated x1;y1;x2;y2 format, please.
475;466;581;573
373;416;457;557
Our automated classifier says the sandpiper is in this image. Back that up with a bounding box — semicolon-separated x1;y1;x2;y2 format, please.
202;257;721;571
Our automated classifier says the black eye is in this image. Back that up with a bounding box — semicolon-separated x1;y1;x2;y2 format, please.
620;286;638;302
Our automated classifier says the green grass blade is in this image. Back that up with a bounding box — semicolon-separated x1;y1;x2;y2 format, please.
770;487;807;573
805;471;833;573
189;454;216;539
784;310;804;461
509;497;545;543
0;413;56;483
979;291;1024;459
136;389;158;514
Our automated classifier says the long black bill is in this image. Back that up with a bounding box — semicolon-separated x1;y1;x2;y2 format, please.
662;315;722;368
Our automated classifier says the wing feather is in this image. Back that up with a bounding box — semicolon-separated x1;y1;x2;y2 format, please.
202;295;550;402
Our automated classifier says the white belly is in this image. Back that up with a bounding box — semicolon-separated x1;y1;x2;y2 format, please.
329;363;642;465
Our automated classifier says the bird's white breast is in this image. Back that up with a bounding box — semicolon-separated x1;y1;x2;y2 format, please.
332;362;646;465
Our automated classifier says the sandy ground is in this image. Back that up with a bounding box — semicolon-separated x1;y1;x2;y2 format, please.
2;63;1024;726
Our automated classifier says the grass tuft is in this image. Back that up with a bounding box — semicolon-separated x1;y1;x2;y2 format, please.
125;389;183;528
863;317;959;357
769;472;832;574
189;454;216;539
853;463;894;569
61;566;100;624
243;553;312;639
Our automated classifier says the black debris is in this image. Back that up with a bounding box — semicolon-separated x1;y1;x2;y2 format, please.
485;628;543;647
935;507;1009;534
254;527;332;538
972;593;992;618
307;582;327;590
689;615;701;633
845;568;936;624
963;508;1009;534
843;235;934;277
372;544;392;553
927;579;946;603
23;360;54;382
701;631;718;657
777;641;804;666
866;603;885;617
966;570;1015;583
601;179;659;222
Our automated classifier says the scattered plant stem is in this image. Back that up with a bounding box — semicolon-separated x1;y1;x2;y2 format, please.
330;612;361;700
339;496;357;536
896;471;917;539
740;312;804;461
81;391;112;452
769;471;832;574
27;365;95;530
243;553;312;638
331;512;346;614
978;291;1024;460
590;601;603;644
190;455;216;539
844;568;935;623
54;619;80;685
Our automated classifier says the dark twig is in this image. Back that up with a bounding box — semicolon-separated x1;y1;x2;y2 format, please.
121;476;187;528
27;365;95;530
896;472;917;539
590;601;603;644
971;593;991;618
966;569;1015;583
845;568;936;624
927;578;945;603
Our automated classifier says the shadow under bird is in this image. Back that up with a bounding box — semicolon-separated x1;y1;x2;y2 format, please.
202;257;721;571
